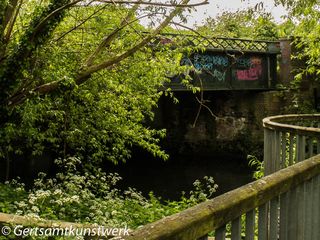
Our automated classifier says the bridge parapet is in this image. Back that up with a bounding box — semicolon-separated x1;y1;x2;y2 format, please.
160;34;281;91
157;33;280;54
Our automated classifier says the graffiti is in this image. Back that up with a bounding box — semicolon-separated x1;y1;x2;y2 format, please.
236;56;263;81
212;69;226;82
236;56;262;68
236;64;262;81
180;54;266;83
193;54;229;70
236;58;251;68
181;54;229;72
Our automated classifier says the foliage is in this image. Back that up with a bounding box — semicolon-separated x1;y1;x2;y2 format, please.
273;0;320;112
197;8;279;40
0;1;202;167
247;154;264;180
0;179;26;214
0;156;218;230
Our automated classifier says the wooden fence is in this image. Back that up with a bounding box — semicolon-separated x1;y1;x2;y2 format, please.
124;114;320;240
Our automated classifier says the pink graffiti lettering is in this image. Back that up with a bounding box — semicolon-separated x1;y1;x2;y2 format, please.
236;65;262;81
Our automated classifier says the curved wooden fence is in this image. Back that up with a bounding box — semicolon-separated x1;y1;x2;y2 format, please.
263;114;320;174
0;114;320;240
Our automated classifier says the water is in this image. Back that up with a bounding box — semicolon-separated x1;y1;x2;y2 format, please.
106;150;253;201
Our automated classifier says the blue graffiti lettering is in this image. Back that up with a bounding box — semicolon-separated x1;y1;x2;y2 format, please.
193;54;229;70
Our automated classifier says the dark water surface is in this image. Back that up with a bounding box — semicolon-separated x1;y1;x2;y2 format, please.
106;151;253;200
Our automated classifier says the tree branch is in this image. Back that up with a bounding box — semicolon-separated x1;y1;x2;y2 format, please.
76;0;190;83
31;0;83;40
4;0;23;44
32;0;207;39
0;0;74;106
2;0;19;31
0;0;20;59
8;0;189;106
84;1;141;67
54;4;108;42
96;0;208;7
7;0;192;106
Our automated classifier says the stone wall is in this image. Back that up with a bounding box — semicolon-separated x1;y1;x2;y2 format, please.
154;90;284;158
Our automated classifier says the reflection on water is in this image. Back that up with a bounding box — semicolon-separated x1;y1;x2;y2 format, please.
106;151;253;200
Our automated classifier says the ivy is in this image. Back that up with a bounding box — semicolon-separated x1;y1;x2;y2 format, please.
0;0;71;102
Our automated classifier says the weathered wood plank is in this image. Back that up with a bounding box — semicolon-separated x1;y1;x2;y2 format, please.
279;192;288;240
263;114;320;137
245;210;255;240
270;197;279;240
288;188;297;240
304;179;312;240
274;131;281;172
215;226;226;240
307;137;313;158
258;203;268;240
231;217;241;240
296;135;305;162
264;128;273;175
289;134;294;166
311;175;320;240
281;132;287;168
296;184;305;239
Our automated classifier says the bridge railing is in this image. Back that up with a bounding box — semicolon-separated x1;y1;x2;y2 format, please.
124;114;320;240
263;114;320;174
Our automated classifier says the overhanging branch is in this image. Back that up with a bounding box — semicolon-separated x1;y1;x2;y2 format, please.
96;0;208;7
84;0;142;67
7;0;191;106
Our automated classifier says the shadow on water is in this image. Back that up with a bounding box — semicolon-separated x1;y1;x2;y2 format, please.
105;149;253;201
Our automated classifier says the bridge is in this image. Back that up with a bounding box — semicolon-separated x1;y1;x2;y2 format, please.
0;114;319;239
158;33;281;91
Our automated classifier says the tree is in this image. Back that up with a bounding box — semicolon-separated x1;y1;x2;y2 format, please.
276;0;320;82
274;0;320;112
197;7;279;40
0;0;208;176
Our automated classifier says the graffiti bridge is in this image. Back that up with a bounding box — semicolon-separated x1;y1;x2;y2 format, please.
160;33;281;91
